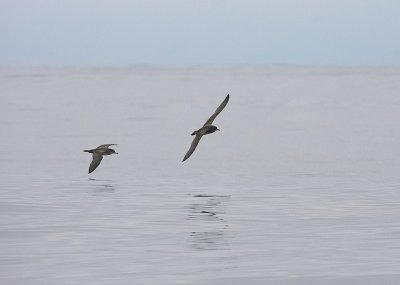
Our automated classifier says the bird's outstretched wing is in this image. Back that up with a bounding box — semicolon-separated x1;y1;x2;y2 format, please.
96;144;117;149
89;152;103;173
182;135;202;162
203;94;229;126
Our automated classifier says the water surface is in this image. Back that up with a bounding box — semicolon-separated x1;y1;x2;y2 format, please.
1;66;400;284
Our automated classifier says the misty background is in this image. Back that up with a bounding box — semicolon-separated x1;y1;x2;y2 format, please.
1;0;399;66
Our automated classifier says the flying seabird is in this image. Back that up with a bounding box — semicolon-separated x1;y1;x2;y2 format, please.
182;94;230;162
84;144;118;173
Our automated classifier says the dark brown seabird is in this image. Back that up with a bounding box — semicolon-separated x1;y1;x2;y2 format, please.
84;144;118;173
182;94;230;162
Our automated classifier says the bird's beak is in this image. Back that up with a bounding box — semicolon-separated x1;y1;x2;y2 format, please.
115;152;119;154
217;128;220;131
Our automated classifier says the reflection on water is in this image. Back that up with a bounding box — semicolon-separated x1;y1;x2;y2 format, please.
188;194;230;222
188;195;230;250
190;231;229;251
88;178;116;194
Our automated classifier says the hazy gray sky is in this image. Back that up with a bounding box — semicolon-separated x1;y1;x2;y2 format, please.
1;0;399;66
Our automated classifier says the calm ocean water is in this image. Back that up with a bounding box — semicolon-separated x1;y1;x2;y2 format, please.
1;66;400;284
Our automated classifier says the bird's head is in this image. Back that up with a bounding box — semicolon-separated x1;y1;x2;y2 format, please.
107;149;118;155
207;125;220;134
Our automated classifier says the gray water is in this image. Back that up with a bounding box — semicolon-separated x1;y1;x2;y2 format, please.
1;66;400;284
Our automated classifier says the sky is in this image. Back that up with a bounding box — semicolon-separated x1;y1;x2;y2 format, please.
0;0;399;66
